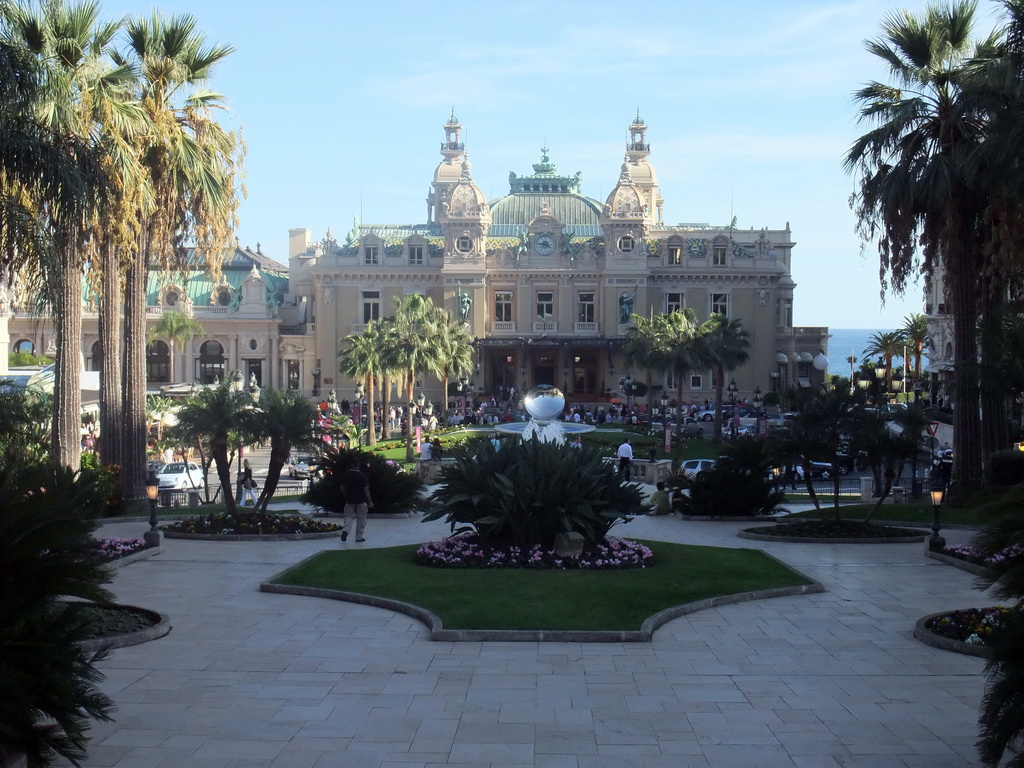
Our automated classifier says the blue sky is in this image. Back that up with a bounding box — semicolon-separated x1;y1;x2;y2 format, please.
96;0;1007;329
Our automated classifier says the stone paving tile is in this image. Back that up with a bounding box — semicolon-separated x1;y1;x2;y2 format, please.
49;514;993;767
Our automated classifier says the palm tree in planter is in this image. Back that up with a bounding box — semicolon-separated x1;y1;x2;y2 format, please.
248;387;320;510
902;313;929;381
700;314;750;443
171;377;252;514
339;327;383;446
148;311;204;384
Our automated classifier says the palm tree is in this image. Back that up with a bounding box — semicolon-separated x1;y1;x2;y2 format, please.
384;294;446;461
3;0;135;470
149;310;203;383
624;309;703;444
862;330;906;396
902;313;929;381
846;0;998;493
434;312;475;420
116;11;242;507
700;314;750;443
171;377;250;515
339;327;383;447
247;387;319;510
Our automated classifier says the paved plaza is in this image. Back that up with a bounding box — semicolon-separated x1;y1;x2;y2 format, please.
70;508;991;768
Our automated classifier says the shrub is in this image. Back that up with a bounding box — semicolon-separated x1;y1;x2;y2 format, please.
0;462;115;766
79;453;122;518
423;437;642;549
990;449;1024;486
672;436;783;517
302;446;422;514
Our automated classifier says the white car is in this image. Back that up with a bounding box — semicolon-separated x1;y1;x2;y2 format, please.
678;458;717;479
157;461;202;489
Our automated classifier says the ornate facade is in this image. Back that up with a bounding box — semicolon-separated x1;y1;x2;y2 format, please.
1;113;828;408
287;113;827;405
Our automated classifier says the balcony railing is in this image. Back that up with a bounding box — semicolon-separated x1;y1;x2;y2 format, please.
492;321;516;333
532;321;557;333
574;322;598;334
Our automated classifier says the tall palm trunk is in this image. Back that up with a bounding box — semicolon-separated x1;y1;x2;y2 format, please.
948;203;983;497
405;372;415;461
380;374;392;439
366;375;376;446
98;239;123;469
713;369;725;443
52;240;82;470
122;231;148;507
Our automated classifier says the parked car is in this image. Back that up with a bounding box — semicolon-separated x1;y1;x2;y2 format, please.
288;455;318;479
678;458;717;479
678;416;705;436
156;461;202;489
146;459;166;475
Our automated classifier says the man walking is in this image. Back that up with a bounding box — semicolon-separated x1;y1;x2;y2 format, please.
340;456;373;543
617;438;633;480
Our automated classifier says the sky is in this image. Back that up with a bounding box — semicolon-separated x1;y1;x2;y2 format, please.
93;0;1009;329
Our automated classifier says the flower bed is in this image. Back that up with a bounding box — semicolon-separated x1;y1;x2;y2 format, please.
164;512;341;536
414;533;653;570
938;543;1024;569
87;537;151;563
923;605;1019;647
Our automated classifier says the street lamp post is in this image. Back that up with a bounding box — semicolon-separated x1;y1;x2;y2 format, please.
459;375;469;420
727;378;739;440
911;379;923;499
619;374;634;418
752;386;764;438
874;361;887;407
144;470;161;546
929;478;946;550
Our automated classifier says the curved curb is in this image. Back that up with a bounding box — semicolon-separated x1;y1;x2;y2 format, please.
259;552;825;643
77;605;171;654
925;550;995;578
104;545;161;569
163;529;341;542
737;529;927;544
913;611;992;659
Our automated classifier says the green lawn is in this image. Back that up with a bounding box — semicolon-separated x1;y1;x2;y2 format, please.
271;540;811;631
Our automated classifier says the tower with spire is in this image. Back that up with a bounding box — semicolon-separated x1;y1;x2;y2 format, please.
426;110;468;224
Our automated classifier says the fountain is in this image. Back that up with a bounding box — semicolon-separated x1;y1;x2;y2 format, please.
493;385;596;445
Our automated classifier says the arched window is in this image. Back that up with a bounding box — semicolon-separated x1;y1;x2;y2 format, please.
14;339;34;355
147;340;170;383
199;340;225;383
90;341;103;371
215;287;232;306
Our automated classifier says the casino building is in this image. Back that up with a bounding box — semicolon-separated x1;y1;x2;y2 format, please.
285;113;827;405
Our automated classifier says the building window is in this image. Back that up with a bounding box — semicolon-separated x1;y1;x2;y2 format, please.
712;243;727;266
494;291;513;322
363;245;379;265
536;291;553;319
146;340;170;382
287;360;300;391
362;290;380;324
690;374;703;390
711;293;729;316
215;287;232;306
667;243;683;264
455;236;472;253
408;245;424;265
665;292;684;313
617;235;635;253
14;339;34;354
577;292;595;323
199;340;225;384
164;289;180;307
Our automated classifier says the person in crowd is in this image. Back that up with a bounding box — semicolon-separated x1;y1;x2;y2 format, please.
339;456;372;543
617;438;633;480
647;481;671;515
241;459;258;506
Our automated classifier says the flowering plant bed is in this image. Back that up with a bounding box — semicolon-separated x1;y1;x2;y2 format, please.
415;533;653;569
164;512;340;536
923;605;1019;646
938;543;1023;570
86;537;152;563
742;519;924;541
63;601;161;641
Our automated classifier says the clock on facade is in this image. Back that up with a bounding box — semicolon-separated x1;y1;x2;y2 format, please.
533;234;556;256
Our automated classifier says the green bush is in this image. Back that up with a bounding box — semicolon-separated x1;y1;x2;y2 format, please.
423;437;642;548
7;351;53;367
672;436;783;517
79;453;122;518
0;461;116;766
302;447;423;514
990;449;1024;486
